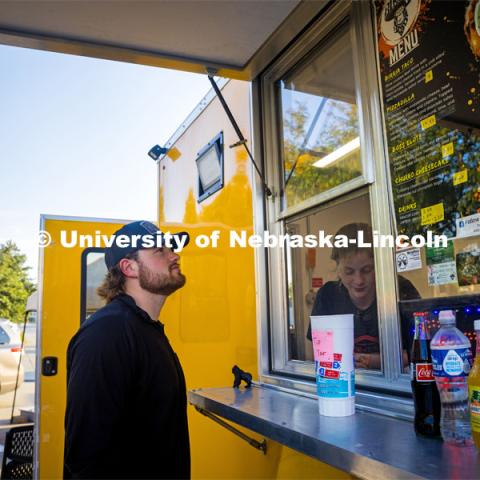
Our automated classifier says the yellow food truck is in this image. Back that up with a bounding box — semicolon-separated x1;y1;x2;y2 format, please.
1;0;480;478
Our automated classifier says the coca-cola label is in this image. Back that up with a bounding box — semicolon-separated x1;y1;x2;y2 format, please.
415;363;434;382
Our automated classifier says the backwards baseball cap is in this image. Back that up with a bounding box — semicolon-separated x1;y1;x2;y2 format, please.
104;221;190;271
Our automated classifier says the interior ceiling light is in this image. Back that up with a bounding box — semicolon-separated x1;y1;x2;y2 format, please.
313;137;360;168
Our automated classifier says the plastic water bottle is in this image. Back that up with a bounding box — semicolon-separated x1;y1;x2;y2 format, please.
431;310;474;446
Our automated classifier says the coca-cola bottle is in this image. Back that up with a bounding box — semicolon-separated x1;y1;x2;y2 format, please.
410;312;441;437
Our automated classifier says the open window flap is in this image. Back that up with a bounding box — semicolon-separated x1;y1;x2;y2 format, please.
0;0;328;80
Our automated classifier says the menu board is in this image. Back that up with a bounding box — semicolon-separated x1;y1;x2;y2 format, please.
375;0;480;238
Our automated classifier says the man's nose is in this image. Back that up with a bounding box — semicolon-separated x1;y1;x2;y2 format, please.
353;272;365;284
169;250;180;261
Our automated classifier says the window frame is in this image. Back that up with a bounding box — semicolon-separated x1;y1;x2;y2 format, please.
254;0;414;406
196;131;224;203
274;19;371;220
80;247;106;324
0;326;10;345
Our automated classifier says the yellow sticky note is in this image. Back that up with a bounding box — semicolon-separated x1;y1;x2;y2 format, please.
425;70;433;83
421;203;444;226
421;114;437;130
453;170;468;185
441;142;454;158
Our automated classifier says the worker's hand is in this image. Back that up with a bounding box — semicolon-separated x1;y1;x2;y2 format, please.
354;353;381;370
354;353;369;369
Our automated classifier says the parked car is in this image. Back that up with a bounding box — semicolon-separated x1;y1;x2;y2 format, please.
0;319;25;394
23;291;37;349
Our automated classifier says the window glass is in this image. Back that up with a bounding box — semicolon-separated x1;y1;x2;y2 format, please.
27;311;36;324
286;193;388;372
23;313;37;381
0;326;10;344
279;23;362;211
198;145;221;191
85;252;107;319
398;240;480;300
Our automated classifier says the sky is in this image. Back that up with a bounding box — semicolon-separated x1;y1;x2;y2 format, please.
0;45;212;282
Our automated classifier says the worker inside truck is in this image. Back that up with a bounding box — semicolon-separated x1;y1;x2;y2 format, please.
306;222;420;370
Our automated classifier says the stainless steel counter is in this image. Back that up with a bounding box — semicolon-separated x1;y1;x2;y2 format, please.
188;385;480;480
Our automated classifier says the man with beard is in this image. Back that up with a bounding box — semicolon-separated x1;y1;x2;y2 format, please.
64;221;190;479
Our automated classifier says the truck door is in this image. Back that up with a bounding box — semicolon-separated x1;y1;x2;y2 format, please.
36;215;131;479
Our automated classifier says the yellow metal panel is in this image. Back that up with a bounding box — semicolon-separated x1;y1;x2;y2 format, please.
39;218;126;479
159;80;352;479
275;447;352;479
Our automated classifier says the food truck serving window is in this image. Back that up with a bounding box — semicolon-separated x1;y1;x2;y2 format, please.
256;0;480;410
275;20;385;371
258;1;416;404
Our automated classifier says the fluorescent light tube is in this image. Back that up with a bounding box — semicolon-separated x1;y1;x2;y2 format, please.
313;137;360;168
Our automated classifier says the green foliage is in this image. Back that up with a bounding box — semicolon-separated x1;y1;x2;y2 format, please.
283;99;362;207
0;242;35;323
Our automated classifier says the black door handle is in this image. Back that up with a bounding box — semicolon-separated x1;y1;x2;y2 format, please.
42;356;58;376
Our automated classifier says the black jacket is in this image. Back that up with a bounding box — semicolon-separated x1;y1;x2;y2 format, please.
64;294;190;479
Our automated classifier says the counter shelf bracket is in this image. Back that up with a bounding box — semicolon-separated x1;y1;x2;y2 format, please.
194;406;267;454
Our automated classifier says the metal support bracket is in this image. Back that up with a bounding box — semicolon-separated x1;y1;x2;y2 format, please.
195;406;267;454
206;71;272;197
229;139;247;149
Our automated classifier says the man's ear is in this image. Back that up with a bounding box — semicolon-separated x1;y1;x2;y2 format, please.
118;257;138;278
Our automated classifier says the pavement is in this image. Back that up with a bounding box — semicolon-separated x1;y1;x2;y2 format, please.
0;380;35;421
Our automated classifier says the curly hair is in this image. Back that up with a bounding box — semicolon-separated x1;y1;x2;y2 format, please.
97;251;138;303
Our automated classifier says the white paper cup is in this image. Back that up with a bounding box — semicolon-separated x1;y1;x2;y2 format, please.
311;314;355;417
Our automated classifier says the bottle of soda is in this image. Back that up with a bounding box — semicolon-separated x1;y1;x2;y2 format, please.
410;312;440;437
467;319;480;449
431;310;474;446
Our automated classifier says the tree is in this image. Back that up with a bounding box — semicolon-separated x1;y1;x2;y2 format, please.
283;98;362;207
0;242;35;323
